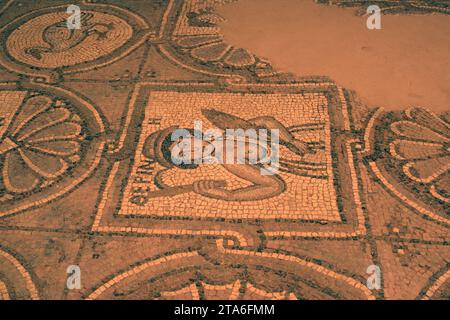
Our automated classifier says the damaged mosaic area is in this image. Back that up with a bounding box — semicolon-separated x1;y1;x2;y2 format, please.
0;0;447;300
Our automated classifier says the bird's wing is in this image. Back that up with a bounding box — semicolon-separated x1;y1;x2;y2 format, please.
201;108;254;130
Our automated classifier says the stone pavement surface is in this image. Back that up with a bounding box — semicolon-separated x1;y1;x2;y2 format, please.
0;0;448;300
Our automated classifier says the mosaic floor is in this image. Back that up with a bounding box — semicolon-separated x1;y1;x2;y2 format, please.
0;0;448;300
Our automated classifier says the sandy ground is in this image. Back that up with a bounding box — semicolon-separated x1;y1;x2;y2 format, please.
218;0;450;112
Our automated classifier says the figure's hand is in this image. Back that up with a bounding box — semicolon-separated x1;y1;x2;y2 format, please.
193;180;227;196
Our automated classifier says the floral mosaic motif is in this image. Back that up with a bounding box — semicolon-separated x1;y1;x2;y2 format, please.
160;280;298;300
172;2;276;74
389;107;449;203
175;33;259;68
0;95;84;196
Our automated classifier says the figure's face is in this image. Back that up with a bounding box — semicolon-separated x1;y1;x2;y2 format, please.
170;136;208;164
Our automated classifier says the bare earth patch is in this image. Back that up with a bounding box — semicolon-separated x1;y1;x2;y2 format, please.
218;0;450;112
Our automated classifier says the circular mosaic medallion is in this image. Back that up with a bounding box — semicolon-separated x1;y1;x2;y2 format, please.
6;10;133;69
366;107;449;225
86;244;375;300
0;83;105;217
0;5;151;78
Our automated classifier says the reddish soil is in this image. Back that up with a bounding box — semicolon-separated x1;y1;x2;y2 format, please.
218;0;450;112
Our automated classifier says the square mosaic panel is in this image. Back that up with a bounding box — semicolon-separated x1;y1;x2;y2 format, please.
120;91;340;221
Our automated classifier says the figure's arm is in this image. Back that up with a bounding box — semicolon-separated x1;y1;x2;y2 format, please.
193;164;285;201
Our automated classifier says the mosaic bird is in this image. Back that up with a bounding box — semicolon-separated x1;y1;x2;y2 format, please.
25;12;114;60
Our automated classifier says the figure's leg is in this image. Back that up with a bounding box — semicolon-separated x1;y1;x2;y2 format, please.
192;164;285;201
249;116;313;155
